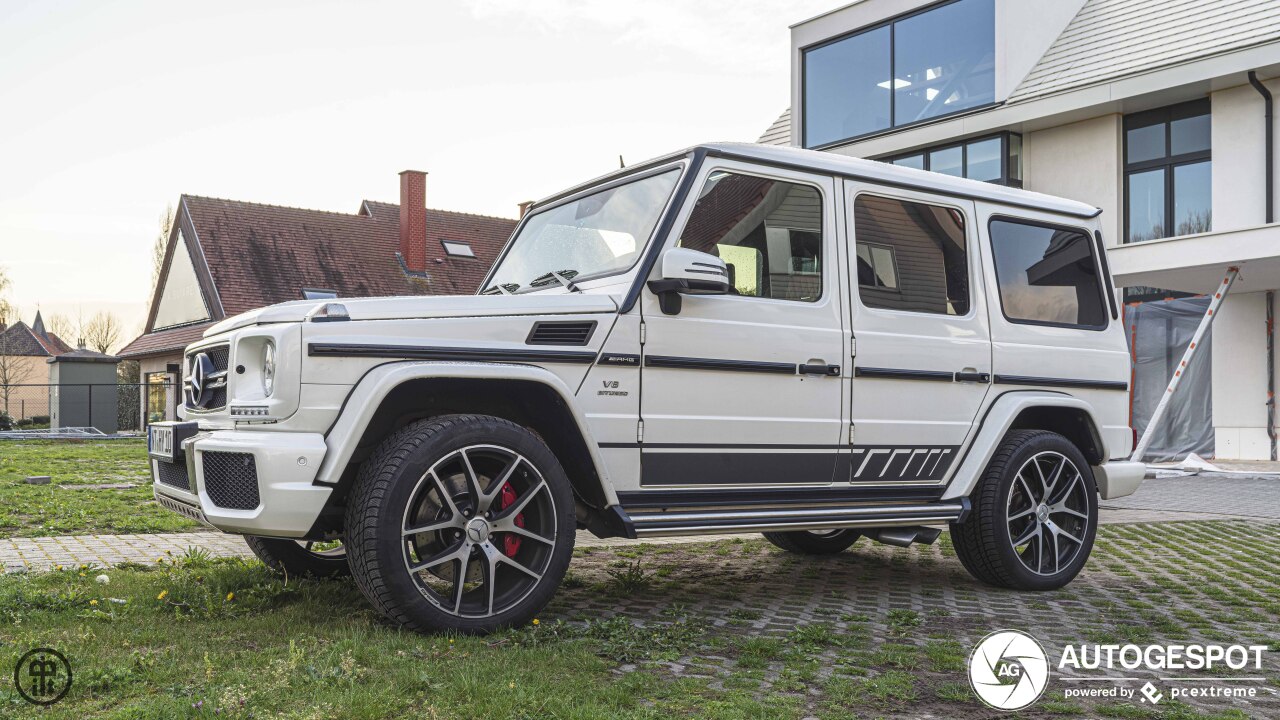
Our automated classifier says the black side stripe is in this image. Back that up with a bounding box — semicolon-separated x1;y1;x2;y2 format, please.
993;375;1129;391
854;366;953;382
645;355;797;374
307;343;597;364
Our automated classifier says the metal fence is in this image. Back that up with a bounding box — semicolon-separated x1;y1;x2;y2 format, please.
0;382;176;434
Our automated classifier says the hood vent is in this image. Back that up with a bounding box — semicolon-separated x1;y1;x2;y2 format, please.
526;321;597;346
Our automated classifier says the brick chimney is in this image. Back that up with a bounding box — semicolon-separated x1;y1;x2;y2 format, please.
399;170;428;272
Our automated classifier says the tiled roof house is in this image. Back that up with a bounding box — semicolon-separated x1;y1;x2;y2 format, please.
117;171;519;425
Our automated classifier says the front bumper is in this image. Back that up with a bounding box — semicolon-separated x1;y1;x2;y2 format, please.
1093;460;1146;500
150;427;332;537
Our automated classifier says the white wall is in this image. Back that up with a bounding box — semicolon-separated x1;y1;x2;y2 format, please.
1211;76;1280;231
1022;114;1124;245
1211;291;1273;459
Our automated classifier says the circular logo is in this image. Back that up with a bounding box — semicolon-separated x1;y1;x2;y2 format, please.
14;647;72;706
185;352;216;408
465;518;491;544
968;630;1049;711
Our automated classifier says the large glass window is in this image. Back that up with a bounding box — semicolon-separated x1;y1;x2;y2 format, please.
803;0;995;148
678;172;824;302
884;133;1021;186
483;169;680;294
152;230;211;330
1124;100;1211;243
989;219;1107;329
853;195;969;315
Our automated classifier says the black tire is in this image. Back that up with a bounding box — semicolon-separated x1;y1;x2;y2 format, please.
762;529;861;555
950;429;1098;591
345;414;576;634
244;536;350;579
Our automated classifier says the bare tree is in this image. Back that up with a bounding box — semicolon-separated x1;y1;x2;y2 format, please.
153;204;175;286
48;312;78;344
83;311;123;354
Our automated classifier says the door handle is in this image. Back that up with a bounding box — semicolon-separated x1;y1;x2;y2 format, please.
954;371;990;383
800;363;841;376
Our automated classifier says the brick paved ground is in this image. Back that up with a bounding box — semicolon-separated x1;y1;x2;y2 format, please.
542;521;1280;717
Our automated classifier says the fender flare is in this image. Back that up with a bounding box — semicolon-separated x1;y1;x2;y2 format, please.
313;361;618;505
941;391;1108;500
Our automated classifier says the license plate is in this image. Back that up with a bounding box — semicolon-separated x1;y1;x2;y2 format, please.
149;422;197;461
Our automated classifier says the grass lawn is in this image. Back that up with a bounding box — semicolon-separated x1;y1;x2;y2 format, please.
0;440;199;538
1;524;1277;719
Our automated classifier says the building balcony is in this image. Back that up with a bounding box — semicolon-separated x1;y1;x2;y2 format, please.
1108;222;1280;295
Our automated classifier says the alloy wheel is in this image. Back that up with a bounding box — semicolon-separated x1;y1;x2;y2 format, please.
399;444;557;618
1005;450;1090;576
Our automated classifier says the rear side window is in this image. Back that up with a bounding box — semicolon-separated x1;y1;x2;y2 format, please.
989;218;1107;329
853;195;970;315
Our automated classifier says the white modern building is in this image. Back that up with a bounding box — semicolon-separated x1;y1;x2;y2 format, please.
761;0;1280;460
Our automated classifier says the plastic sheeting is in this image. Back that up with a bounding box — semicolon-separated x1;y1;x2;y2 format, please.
1125;296;1214;462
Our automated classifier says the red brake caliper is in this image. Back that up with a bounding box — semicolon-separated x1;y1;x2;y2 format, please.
498;481;525;557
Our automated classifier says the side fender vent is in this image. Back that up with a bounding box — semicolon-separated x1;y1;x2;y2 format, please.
526;320;597;346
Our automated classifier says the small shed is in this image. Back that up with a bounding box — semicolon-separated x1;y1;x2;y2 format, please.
48;349;121;433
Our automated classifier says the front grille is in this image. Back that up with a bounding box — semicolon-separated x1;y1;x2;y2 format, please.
202;451;260;510
526;320;597;346
186;344;230;411
155;459;191;492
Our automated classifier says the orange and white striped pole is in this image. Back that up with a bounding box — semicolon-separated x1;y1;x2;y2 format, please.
1130;266;1240;462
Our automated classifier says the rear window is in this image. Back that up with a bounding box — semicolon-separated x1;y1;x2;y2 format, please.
989;218;1107;329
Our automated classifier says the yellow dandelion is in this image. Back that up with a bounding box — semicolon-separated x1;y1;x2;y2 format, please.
532;618;540;626
225;591;235;602
89;599;98;606
157;590;169;601
509;682;515;689
448;638;455;644
79;573;86;577
156;557;165;564
56;565;63;571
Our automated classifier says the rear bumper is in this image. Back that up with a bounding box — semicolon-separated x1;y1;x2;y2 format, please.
1093;460;1146;500
151;429;332;537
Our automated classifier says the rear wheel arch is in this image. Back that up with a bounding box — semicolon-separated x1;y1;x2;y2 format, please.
1008;405;1105;465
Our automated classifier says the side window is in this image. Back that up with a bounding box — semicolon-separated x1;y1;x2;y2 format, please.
853;195;970;315
678;171;823;302
989;219;1107;328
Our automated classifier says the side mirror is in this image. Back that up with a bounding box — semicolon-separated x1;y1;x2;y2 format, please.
647;247;730;315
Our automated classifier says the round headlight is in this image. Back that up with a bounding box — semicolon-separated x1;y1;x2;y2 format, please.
262;341;276;397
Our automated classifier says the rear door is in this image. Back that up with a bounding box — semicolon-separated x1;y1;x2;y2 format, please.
845;183;992;485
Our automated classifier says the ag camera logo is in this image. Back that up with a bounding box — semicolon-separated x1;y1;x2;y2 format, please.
969;630;1050;710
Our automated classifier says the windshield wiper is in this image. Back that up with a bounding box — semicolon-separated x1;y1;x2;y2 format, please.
480;283;520;295
528;269;581;292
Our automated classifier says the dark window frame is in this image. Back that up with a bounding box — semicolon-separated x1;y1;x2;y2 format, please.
800;0;997;149
878;132;1023;187
441;239;477;258
987;215;1111;332
855;241;902;291
852;192;974;317
1122;98;1211;244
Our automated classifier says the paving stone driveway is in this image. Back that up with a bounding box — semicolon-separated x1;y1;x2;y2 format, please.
543;521;1280;718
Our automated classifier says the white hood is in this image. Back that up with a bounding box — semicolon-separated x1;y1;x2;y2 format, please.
205;293;619;337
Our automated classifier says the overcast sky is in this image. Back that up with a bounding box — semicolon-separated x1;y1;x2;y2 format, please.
0;0;834;346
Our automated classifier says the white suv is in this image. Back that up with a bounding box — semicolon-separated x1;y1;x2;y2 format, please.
148;143;1145;634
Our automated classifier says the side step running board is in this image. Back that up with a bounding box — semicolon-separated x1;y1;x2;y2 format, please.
621;500;969;538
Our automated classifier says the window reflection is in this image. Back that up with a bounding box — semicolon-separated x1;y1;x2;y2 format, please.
1123;100;1211;243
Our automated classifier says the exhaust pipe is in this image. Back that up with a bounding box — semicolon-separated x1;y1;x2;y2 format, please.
863;526;942;548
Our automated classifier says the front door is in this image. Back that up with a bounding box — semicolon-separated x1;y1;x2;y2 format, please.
638;161;846;487
845;184;992;486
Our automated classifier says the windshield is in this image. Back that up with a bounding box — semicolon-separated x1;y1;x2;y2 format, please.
483;168;681;294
